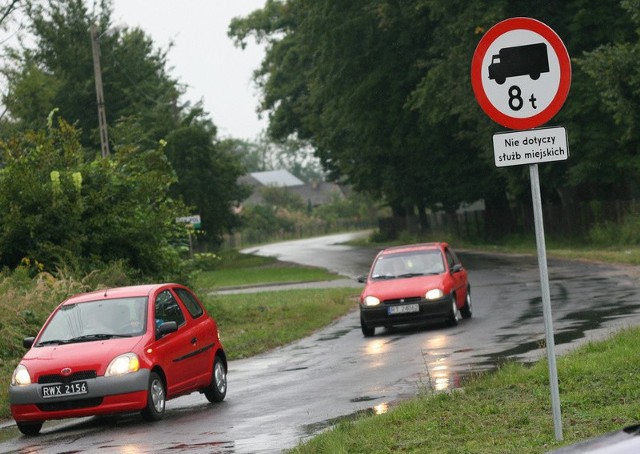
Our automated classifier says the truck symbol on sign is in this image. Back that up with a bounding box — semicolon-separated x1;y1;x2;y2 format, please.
488;42;549;85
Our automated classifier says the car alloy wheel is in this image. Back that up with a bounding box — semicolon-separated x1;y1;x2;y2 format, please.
205;356;227;403
141;372;165;421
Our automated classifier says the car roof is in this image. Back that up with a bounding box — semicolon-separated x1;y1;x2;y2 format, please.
379;242;447;256
61;283;181;305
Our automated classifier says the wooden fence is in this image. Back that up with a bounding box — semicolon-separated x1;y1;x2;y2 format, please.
380;200;640;241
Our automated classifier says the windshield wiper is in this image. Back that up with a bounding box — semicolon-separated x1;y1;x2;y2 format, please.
66;333;131;343
397;272;425;278
372;274;396;280
37;339;69;346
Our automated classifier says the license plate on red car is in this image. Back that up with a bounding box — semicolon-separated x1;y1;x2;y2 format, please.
388;304;420;315
41;381;88;399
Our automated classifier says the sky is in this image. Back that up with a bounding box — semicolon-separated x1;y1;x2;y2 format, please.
110;1;268;142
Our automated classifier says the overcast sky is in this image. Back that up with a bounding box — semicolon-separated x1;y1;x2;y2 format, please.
111;0;268;142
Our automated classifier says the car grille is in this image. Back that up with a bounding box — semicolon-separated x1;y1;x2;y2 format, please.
37;397;103;412
38;370;97;384
384;296;422;305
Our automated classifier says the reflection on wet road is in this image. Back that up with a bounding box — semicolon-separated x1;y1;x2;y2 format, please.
2;233;640;453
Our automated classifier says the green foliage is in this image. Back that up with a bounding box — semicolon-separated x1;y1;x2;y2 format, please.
164;113;250;247
0;116;188;280
1;0;248;249
589;212;640;246
231;0;640;227
260;186;306;211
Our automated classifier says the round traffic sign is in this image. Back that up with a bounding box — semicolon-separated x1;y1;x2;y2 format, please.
471;17;571;130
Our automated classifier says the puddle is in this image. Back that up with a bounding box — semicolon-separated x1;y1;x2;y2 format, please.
282;366;308;372
317;328;351;341
350;395;383;403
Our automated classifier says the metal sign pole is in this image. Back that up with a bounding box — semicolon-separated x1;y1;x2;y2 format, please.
529;163;563;441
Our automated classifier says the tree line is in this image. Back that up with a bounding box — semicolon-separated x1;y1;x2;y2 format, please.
229;0;640;235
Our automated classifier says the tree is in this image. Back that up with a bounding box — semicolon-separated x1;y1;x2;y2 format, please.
231;0;640;240
0;114;188;279
1;0;182;152
229;1;493;227
577;0;640;199
1;0;249;247
164;110;250;247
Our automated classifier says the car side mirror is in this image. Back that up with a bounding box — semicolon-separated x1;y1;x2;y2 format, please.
450;264;463;274
357;275;367;283
23;337;35;349
156;321;178;338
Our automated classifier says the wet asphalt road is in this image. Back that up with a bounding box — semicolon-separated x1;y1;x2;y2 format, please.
2;232;640;453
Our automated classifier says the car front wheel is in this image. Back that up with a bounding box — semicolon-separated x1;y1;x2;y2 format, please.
204;356;227;403
461;288;472;319
16;421;43;436
447;298;460;327
360;315;375;337
141;371;165;421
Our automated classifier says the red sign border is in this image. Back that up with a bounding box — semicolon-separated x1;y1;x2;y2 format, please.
471;17;571;130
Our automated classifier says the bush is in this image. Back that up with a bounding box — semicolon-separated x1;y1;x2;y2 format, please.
589;212;640;246
0;117;190;282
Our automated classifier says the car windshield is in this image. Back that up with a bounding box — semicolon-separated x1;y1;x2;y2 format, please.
371;250;445;279
36;297;148;346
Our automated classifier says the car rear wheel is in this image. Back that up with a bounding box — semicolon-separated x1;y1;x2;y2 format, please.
141;371;165;421
461;288;472;319
360;315;375;337
204;356;227;403
16;421;43;436
447;298;460;327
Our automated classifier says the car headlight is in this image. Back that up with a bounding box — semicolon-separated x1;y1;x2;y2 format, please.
11;364;31;386
106;353;140;376
425;289;444;300
363;296;381;306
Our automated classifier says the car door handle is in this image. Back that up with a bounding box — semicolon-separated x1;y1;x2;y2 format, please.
191;337;197;345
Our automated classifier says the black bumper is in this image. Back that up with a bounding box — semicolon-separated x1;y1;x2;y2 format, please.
360;296;453;328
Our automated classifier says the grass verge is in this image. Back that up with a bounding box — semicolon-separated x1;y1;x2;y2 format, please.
202;288;358;359
288;327;640;453
192;250;342;290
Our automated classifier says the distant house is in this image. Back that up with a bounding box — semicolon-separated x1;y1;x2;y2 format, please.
238;170;346;207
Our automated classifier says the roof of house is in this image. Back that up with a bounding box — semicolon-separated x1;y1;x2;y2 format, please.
245;170;304;187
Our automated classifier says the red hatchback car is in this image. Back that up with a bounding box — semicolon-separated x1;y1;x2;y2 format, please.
9;283;227;436
358;243;472;336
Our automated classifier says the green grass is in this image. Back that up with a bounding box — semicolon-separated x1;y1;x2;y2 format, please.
288;327;640;453
202;288;359;359
192;249;342;289
194;266;341;290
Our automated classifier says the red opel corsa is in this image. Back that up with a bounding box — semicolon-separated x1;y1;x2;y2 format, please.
358;242;472;336
9;283;227;436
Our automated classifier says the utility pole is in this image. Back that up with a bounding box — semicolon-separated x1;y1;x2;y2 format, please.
90;23;110;158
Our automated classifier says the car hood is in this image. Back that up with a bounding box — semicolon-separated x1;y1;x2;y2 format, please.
364;274;444;299
20;337;144;377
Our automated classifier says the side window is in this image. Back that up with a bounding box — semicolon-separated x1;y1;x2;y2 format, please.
175;288;204;318
155;290;186;327
445;249;456;268
445;248;461;269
